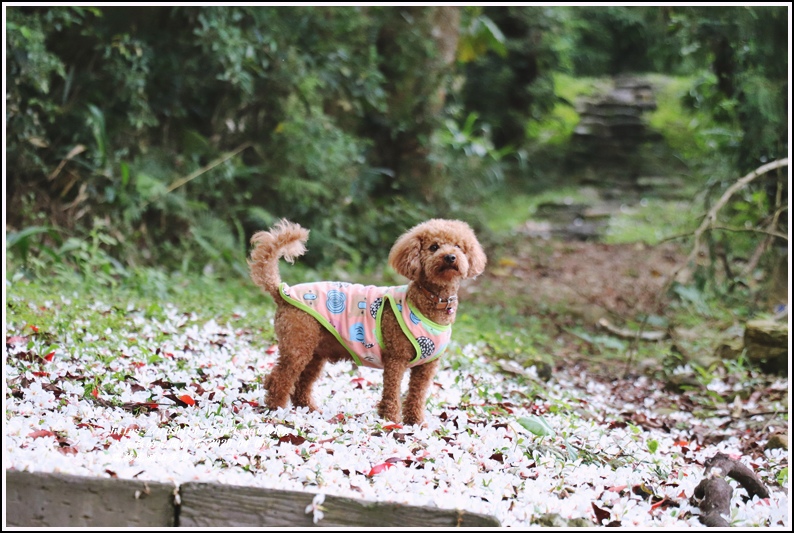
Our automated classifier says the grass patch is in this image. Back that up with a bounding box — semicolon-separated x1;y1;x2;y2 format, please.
5;269;280;363
645;73;740;168
479;186;599;234
526;74;611;146
603;198;700;245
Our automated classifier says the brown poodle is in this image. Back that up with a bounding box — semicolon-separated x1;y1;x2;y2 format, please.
248;218;486;426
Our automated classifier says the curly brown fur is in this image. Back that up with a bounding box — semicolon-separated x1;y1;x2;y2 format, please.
249;218;486;426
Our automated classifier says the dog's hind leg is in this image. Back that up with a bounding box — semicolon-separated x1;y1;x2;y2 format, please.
291;353;326;411
402;358;440;426
265;309;322;410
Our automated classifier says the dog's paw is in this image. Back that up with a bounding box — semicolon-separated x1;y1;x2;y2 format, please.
402;414;426;427
377;400;401;424
293;399;319;412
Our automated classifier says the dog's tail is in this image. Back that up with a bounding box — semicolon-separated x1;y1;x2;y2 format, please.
248;219;309;300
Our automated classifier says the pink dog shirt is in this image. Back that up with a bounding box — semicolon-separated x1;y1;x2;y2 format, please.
279;281;452;369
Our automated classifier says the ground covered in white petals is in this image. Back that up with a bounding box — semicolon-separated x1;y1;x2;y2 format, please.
4;292;790;527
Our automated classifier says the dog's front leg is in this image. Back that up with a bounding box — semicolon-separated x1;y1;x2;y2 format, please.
378;357;408;422
402;358;440;426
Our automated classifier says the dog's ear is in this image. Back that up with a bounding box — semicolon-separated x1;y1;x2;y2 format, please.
389;227;422;280
465;236;487;279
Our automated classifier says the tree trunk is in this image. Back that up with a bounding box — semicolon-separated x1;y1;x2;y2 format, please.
367;6;460;201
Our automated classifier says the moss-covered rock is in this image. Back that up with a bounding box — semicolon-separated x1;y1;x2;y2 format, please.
744;319;788;375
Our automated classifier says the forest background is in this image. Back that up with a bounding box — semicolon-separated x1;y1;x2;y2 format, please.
3;8;791;527
6;5;788;284
4;3;792;388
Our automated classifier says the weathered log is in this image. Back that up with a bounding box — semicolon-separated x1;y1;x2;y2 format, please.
5;470;176;527
178;481;500;527
693;478;732;527
704;452;770;499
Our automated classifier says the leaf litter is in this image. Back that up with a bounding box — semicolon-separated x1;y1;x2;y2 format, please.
3;291;789;527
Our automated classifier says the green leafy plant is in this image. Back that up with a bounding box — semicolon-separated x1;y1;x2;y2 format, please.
517;415;556;438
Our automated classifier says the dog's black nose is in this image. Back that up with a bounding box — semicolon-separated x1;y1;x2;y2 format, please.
444;254;457;264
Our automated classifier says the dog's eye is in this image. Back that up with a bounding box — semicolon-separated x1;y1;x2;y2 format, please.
429;244;439;252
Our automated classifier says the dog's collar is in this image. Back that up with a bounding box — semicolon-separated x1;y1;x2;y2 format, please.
418;284;458;314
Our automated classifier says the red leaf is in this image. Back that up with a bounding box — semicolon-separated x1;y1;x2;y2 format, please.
32;371;48;377
278;434;307;446
131;362;145;368
178;394;196;406
650;497;668;511
29;325;40;333
381;423;403;431
265;345;278;354
28;429;56;439
367;462;395;476
673;439;688;447
91;388;99;398
43;351;55;362
592;502;611;524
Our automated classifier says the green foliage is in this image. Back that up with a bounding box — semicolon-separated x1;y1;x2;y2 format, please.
429;112;512;213
556;7;688;76
605;199;699;245
517;416;556;438
457;11;507;63
5;5;787;297
668;6;788;172
525;74;610;146
647;439;659;454
6;8;86;177
8;6;510;279
460;6;561;149
777;467;789;487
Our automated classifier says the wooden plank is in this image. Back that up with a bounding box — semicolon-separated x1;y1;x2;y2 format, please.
179;482;501;527
5;470;176;527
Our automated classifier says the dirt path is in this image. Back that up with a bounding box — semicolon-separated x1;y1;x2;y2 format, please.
473;237;685;321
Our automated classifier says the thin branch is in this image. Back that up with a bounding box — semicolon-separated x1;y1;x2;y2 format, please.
705;225;788;241
677;158;789;282
658;209;789;246
140;142;252;210
622;158;789;377
741;179;787;277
